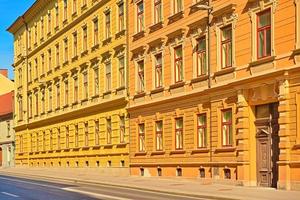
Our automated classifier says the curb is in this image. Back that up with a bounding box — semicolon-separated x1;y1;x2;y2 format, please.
0;171;241;200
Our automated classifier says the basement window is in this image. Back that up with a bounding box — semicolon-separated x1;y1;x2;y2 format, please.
140;168;145;176
85;161;89;167
224;169;231;179
107;160;112;167
157;168;162;176
199;168;205;178
120;160;125;167
96;161;100;167
176;167;182;177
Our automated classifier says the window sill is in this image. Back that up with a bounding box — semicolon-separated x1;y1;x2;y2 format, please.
63;148;71;152
191;75;209;84
63;19;68;25
134;92;146;99
40;37;44;43
168;11;184;23
34;78;39;82
191;148;209;154
81;50;88;57
81;98;88;104
63;60;69;66
47;32;52;38
63;104;69;108
116;143;127;148
47;69;53;75
115;29;126;39
72;12;78;18
132;31;145;40
103;90;112;96
169;81;185;90
55;26;59;32
215;147;236;153
170;150;186;155
92;145;101;149
116;86;126;91
73;147;80;151
149;21;163;33
82;146;90;150
249;56;276;67
292;144;300;150
40;74;45;79
103;144;113;149
150;151;165;155
91;94;100;99
81;4;88;11
135;152;147;156
91;44;100;51
54;65;61;71
72;55;78;62
102;37;112;45
72;101;78;106
213;67;235;77
150;87;164;94
56;149;62;152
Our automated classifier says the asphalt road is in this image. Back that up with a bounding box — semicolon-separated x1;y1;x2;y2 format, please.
0;175;232;200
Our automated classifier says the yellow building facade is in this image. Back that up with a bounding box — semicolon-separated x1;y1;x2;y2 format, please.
8;0;129;174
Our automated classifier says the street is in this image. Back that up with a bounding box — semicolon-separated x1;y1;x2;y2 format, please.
0;175;231;200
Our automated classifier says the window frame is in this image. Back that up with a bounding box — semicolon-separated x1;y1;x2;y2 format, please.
197;114;207;148
175;117;183;150
138;123;145;152
137;60;145;93
156;120;163;151
105;62;112;91
118;3;125;31
137;1;144;33
154;0;162;24
174;45;183;83
155;53;163;88
196;36;207;76
220;25;233;69
221;109;233;147
256;8;271;59
107;119;112;144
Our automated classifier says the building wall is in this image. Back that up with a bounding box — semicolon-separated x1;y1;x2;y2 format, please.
9;0;129;175
128;0;300;189
0;117;15;167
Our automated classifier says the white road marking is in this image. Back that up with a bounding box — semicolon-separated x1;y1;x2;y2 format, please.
62;187;133;200
0;177;61;189
1;192;19;198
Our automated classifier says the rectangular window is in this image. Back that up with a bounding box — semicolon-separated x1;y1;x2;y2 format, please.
94;67;99;95
43;132;46;151
18;68;22;86
138;124;145;152
222;109;233;146
48;11;51;34
95;121;99;146
64;0;68;20
120;116;125;143
34;24;37;44
107;119;112;144
66;127;69;149
82;0;87;7
174;46;183;83
41;90;45;113
73;0;77;13
93;19;99;46
106;62;111;91
137;1;144;32
74;76;78;102
82;26;87;52
85;123;89;147
175;118;183;150
41;17;44;39
197;37;207;76
48;49;52;71
48;87;52;111
65;81;69;105
64;38;68;62
28;63;32;82
221;26;232;69
75;125;79;147
56;84;60;108
155;53;163;88
154;0;162;24
29;94;32;118
119;3;125;31
18;97;23;120
197;114;207;148
137;60;145;92
57;129;61;150
73;32;78;57
257;9;271;59
36;133;39;152
105;12;111;39
55;5;59;27
50;130;53;150
34;58;38;79
41;54;45;74
119;57;125;87
35;93;38;115
156;121;163;151
83;71;88;99
56;44;60;67
174;0;183;13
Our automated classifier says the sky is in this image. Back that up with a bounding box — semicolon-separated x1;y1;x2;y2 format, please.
0;0;35;80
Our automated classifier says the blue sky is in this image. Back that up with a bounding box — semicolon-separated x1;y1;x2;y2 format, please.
0;0;35;80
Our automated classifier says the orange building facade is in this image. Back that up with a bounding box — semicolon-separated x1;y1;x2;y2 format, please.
128;0;300;190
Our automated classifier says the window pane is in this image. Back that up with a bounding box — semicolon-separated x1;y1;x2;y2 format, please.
156;121;162;131
223;110;232;122
258;11;271;28
266;29;271;56
198;115;206;126
176;118;183;128
258;31;264;58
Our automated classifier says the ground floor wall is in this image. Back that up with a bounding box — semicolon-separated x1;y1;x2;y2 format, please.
0;143;15;167
15;102;130;176
128;72;300;190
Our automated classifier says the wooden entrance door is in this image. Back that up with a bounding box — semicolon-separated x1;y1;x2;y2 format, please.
255;103;279;188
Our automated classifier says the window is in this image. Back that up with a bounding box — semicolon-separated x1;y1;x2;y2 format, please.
48;11;51;33
73;32;78;57
36;133;39;152
140;168;145;176
257;9;271;59
29;94;32;118
137;60;145;92
138;124;145;152
18;68;22;86
83;71;88;99
48;87;52;111
196;37;207;76
66;127;69;149
18;97;23;120
176;167;182;176
156;121;163;151
106;62;111;91
119;57;125;87
34;24;37;44
120;116;125;143
82;26;87;52
175;118;183;150
64;81;69;105
75;125;79;147
154;0;162;24
64;0;68;21
85;123;89;147
95;121;99;146
157;168;162;176
199;168;205;178
64;38;68;62
155;53;163;88
28;63;32;82
73;0;77;13
41;17;44;39
56;84;60;108
174;46;183;83
43;132;46;151
221;26;232;69
41;89;45;113
34;58;38;79
82;0;87;7
57;129;61;150
56;44;60;67
174;0;183;13
74;76;78;102
35;92;38;115
137;1;144;32
50;130;53;150
221;109;233;146
224;169;231;179
107;119;112;144
105;12;111;39
197;114;207;148
41;54;45;74
119;3;125;31
48;49;52;71
55;4;59;27
94;67;99;95
93;19;99;46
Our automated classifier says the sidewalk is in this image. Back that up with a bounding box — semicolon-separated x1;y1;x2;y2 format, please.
0;167;299;200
